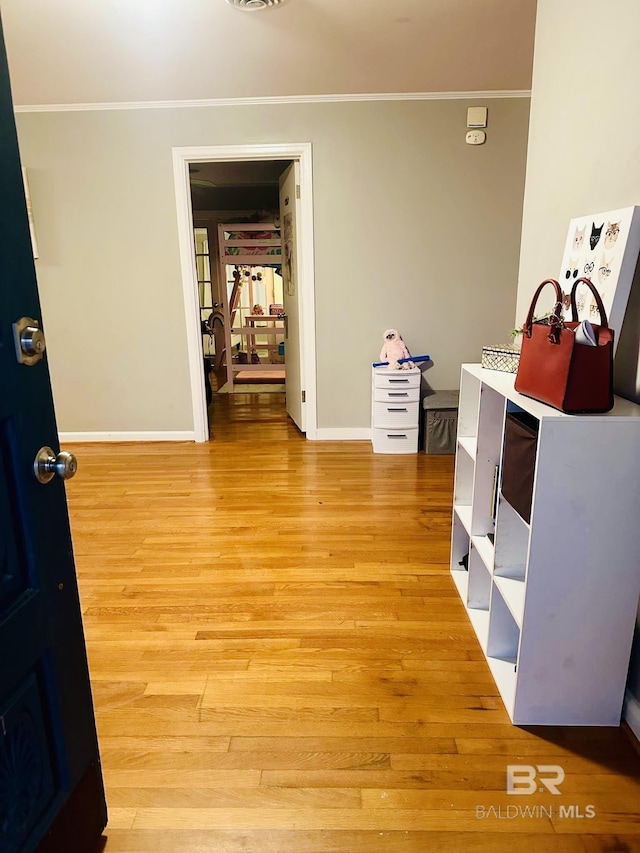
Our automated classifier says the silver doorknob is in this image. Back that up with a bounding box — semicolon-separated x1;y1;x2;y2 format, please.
34;447;78;484
13;317;46;365
21;325;45;357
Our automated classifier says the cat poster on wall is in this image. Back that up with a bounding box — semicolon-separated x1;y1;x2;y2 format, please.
559;206;640;351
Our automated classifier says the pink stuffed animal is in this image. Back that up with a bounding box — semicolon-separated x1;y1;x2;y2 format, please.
380;329;415;370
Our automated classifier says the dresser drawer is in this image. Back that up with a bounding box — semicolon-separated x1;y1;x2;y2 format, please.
373;367;421;391
374;386;420;404
372;400;419;428
371;427;419;454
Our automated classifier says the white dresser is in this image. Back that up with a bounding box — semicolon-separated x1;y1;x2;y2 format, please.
371;366;420;453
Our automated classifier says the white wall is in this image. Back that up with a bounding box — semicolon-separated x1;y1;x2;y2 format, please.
516;0;640;720
515;0;640;385
16;97;530;435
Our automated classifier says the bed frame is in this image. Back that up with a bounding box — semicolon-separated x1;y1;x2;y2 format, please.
217;222;284;392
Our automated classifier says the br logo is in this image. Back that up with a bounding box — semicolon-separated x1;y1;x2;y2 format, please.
507;765;565;795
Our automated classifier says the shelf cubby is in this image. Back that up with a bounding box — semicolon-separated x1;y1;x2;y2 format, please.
486;655;517;716
492;575;525;627
453;445;474;510
493;494;529;582
470;533;494;573
458;435;477;459
471;383;505;537
501;405;540;525
487;582;520;665
468;607;490;654
450;512;470;600
487;585;520;713
467;545;491;610
467;546;491;650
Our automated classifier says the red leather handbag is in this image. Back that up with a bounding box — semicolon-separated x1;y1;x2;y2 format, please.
514;277;614;414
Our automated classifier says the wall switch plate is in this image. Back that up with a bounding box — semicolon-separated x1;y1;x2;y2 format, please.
466;130;486;145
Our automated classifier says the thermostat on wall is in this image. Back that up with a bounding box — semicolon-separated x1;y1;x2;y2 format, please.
466;130;486;145
467;106;488;128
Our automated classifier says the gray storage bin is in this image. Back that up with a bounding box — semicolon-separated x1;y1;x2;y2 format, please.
422;390;459;454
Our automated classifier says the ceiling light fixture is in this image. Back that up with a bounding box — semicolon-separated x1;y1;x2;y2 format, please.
225;0;288;10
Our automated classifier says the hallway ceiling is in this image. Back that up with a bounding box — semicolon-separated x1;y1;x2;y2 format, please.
190;160;289;211
1;0;537;107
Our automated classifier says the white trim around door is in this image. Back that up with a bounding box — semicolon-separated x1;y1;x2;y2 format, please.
172;143;317;443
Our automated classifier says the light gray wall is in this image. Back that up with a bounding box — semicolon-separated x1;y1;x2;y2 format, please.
16;97;530;433
515;0;640;713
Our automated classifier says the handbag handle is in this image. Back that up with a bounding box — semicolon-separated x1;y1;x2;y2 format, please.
569;277;609;327
523;278;564;343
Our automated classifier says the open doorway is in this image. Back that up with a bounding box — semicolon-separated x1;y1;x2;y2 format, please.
173;144;317;443
189;160;289;405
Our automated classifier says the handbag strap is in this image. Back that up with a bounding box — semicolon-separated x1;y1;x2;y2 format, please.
523;278;564;342
569;276;609;327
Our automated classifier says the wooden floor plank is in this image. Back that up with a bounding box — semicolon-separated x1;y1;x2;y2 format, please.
64;389;640;850
100;829;588;853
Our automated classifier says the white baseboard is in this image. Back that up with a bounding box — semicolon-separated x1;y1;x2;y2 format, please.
58;430;196;443
314;428;372;441
60;428;373;442
623;689;640;741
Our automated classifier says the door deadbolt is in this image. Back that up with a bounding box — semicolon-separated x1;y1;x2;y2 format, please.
34;447;78;484
13;317;45;365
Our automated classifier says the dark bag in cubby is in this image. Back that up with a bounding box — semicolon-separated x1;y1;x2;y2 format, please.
514;277;614;414
501;410;539;523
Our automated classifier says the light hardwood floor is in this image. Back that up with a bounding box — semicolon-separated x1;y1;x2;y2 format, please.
66;390;640;852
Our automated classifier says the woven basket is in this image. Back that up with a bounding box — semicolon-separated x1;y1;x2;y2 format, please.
481;344;521;373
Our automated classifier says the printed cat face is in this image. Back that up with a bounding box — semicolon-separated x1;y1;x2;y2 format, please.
573;225;586;250
604;221;621;249
575;286;588;316
564;258;579;280
590;222;604;251
583;257;595;278
598;254;612;285
589;294;601;321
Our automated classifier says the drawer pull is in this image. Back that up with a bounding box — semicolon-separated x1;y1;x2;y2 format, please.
387;434;407;439
388;379;410;383
388;392;409;397
387;407;408;412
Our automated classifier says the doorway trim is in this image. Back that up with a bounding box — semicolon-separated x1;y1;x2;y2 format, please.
172;142;317;442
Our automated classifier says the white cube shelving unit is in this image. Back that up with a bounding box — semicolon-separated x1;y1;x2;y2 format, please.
451;363;640;726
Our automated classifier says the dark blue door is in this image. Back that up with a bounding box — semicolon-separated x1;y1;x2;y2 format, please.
0;16;106;853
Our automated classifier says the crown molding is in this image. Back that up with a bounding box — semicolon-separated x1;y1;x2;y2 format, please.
14;90;531;113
